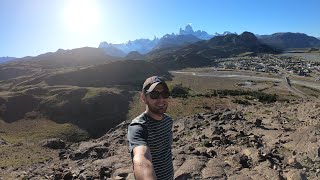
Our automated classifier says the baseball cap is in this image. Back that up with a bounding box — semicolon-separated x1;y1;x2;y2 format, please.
142;76;169;93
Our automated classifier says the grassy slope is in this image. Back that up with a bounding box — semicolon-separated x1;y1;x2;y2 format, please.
0;118;88;168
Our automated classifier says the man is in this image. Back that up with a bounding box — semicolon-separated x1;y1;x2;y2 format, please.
128;76;174;180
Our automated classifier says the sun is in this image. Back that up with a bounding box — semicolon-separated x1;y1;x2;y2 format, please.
63;0;101;34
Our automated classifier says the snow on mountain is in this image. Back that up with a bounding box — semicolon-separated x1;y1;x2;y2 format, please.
98;38;159;57
112;38;159;54
153;33;201;50
214;31;237;36
98;42;126;57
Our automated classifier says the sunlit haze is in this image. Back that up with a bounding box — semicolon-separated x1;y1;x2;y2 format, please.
63;0;102;35
0;0;319;57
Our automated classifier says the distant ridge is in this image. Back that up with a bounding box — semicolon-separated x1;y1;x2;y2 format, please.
208;31;260;46
26;47;116;68
0;56;16;64
43;60;171;87
16;47;117;68
125;51;144;60
98;42;126;57
259;32;320;49
113;38;159;54
214;31;236;36
0;47;119;81
152;34;201;50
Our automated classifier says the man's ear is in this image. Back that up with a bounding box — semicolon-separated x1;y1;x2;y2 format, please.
140;92;146;103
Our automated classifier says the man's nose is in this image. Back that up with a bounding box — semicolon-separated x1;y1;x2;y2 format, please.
157;95;166;100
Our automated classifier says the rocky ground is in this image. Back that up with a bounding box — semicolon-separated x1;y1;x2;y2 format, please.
1;99;320;180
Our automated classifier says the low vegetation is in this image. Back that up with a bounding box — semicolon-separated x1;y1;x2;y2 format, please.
0;119;89;144
170;83;190;98
202;89;278;103
232;99;252;105
295;85;320;98
0;119;89;169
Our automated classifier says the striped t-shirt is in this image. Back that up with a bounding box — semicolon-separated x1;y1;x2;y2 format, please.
128;112;173;180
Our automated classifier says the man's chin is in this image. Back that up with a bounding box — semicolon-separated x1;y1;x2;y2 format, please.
152;109;167;115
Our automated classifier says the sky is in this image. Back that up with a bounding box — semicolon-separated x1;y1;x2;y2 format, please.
0;0;319;58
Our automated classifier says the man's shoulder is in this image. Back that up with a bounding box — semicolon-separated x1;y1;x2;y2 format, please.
164;113;173;121
130;113;147;125
164;113;172;119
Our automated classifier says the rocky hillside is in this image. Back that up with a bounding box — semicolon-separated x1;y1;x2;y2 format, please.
17;60;171;88
0;87;131;138
3;99;319;179
0;66;38;81
0;60;171;137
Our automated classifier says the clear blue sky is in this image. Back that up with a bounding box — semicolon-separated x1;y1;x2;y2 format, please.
1;0;319;58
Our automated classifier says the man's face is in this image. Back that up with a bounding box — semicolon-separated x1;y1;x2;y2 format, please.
143;84;169;115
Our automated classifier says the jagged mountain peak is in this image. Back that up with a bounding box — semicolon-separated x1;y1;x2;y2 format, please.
178;24;213;40
180;24;194;34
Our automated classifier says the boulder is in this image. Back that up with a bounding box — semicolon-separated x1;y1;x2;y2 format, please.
0;138;8;145
41;138;65;149
284;169;307;180
201;158;227;179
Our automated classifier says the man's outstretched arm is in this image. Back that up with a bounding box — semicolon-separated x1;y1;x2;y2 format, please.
132;145;156;180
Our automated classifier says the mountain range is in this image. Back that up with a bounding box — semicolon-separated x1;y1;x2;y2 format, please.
98;25;218;57
1;25;320;61
146;31;281;69
2;30;315;81
97;25;320;57
98;38;159;57
0;31;282;112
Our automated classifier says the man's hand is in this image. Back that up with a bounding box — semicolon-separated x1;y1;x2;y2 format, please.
133;145;156;180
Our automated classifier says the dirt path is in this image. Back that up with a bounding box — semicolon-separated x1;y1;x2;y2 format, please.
284;76;307;98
